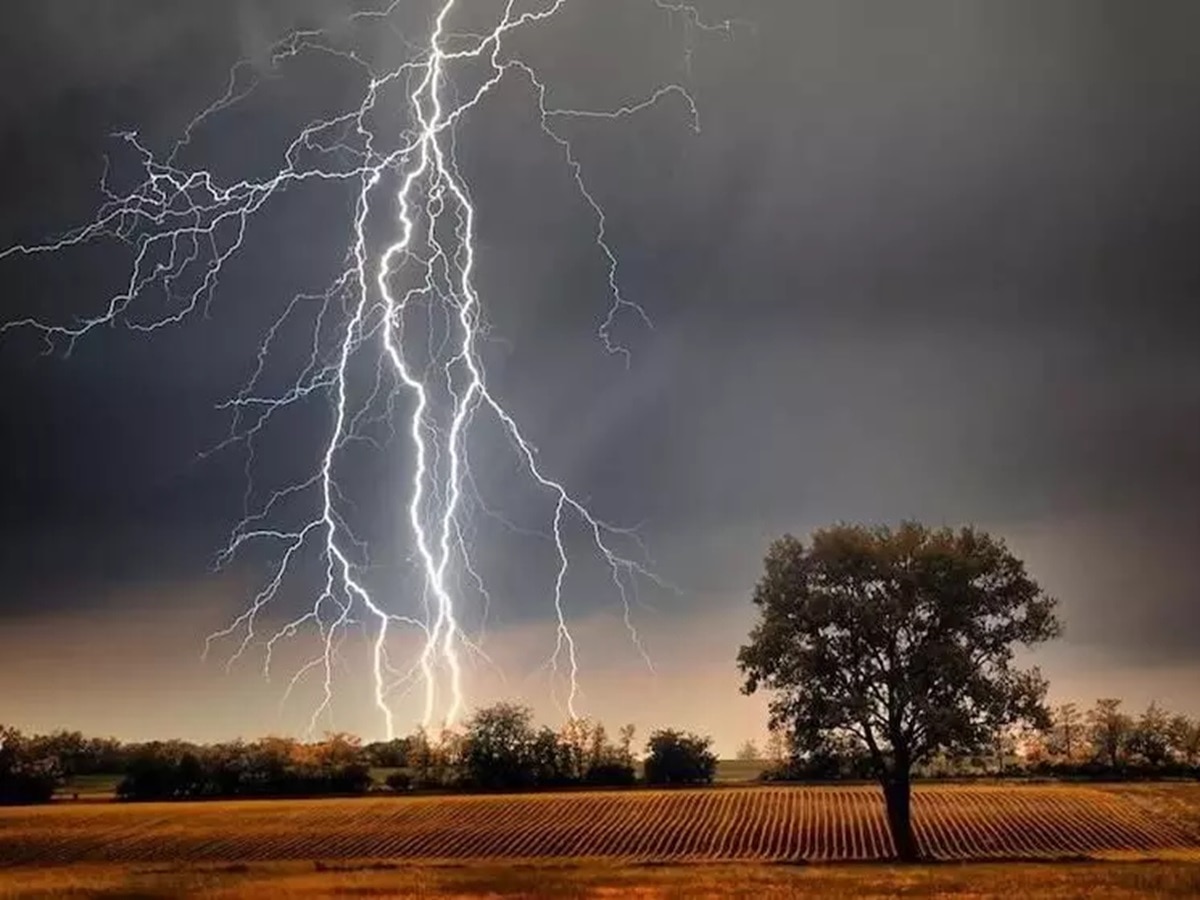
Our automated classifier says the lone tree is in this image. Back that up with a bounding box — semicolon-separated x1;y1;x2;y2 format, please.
1047;702;1084;762
735;739;761;762
1087;699;1132;770
738;523;1061;861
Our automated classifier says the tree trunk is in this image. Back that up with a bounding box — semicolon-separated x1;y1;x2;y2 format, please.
882;772;919;862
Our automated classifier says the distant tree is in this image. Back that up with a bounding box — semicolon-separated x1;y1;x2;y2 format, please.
1128;703;1172;767
1015;722;1050;767
28;731;89;780
764;730;791;766
207;741;247;796
556;718;635;786
407;728;437;788
586;723;611;773
1046;703;1084;763
558;718;597;782
118;741;192;800
0;726;60;804
529;726;571;786
617;724;637;762
242;736;297;791
307;733;371;793
1168;715;1200;768
739;523;1061;861
771;732;874;782
643;729;717;785
735;740;760;762
364;737;411;769
461;703;537;789
85;736;128;774
1087;699;1133;769
988;724;1021;776
586;722;636;786
406;727;463;789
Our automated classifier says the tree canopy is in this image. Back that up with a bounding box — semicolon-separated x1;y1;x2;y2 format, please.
643;729;718;785
738;522;1061;859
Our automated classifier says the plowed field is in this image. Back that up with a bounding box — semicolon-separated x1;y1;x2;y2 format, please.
2;785;1197;866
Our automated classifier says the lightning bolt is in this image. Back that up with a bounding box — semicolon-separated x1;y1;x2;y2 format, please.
1;0;730;737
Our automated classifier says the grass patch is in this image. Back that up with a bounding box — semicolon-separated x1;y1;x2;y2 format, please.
713;759;768;783
53;775;121;800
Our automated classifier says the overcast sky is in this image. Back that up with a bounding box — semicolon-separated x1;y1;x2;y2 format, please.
1;1;1198;752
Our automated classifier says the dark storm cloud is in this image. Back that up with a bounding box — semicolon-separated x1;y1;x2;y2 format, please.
2;0;1198;677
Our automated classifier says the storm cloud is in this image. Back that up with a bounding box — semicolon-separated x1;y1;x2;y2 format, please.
2;1;1198;746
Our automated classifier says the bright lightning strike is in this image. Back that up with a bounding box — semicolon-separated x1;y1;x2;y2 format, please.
1;0;730;737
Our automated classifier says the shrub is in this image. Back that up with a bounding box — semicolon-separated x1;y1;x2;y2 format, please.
385;771;412;792
643;729;717;785
585;760;636;786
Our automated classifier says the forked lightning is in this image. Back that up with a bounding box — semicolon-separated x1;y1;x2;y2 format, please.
0;0;730;737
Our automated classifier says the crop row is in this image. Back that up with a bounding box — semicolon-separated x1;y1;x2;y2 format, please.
1;786;1195;866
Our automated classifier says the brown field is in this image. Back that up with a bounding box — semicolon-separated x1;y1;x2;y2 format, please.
5;859;1200;899
2;785;1198;869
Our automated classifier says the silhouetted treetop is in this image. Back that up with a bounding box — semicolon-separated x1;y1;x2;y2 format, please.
739;522;1062;860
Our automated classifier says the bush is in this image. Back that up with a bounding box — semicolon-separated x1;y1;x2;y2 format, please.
643;729;717;785
385;771;412;792
761;738;877;782
0;771;56;805
585;760;636;787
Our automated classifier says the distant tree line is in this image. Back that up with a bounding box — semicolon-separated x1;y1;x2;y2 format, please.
1026;699;1200;777
116;733;373;800
759;698;1200;783
0;705;716;804
382;703;645;792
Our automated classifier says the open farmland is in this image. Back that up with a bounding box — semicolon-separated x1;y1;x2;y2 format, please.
2;785;1198;868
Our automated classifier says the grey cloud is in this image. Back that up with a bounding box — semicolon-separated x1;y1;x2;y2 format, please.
1;0;1198;709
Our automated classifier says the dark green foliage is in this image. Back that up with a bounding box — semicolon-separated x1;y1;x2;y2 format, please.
364;738;411;769
762;734;876;782
384;770;412;792
643;729;717;785
27;731;123;778
0;726;60;804
529;726;572;786
585;760;637;786
404;728;463;789
739;523;1062;859
1087;699;1133;769
458;704;636;790
1128;702;1172;768
460;703;540;790
115;734;372;800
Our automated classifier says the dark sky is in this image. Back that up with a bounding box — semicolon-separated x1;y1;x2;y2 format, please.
1;1;1198;748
